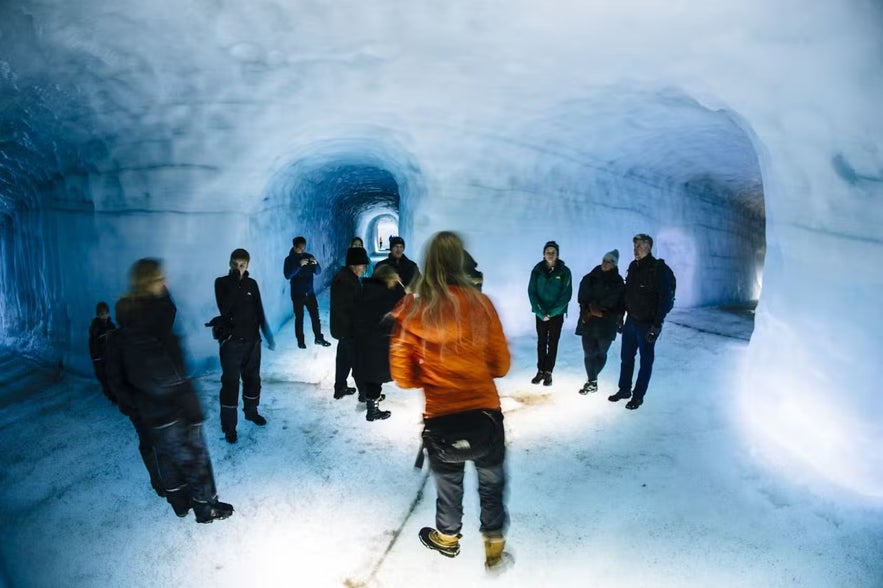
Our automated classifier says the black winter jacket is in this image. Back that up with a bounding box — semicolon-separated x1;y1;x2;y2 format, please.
352;276;406;383
283;249;322;298
89;317;116;361
109;292;203;427
624;254;668;327
330;267;361;339
375;254;421;288
575;265;624;338
214;270;266;341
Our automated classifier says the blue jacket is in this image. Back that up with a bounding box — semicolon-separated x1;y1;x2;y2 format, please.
283;249;322;298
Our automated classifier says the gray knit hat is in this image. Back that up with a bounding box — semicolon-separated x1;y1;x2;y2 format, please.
603;249;619;266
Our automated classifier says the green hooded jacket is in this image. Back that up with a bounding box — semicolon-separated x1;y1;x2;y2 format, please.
528;260;573;319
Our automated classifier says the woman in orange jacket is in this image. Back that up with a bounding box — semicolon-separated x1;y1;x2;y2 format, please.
390;231;511;570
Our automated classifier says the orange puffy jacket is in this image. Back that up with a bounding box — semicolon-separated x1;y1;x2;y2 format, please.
390;286;511;418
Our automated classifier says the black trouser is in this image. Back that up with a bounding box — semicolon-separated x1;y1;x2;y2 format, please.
292;294;322;343
425;411;507;536
358;381;383;401
127;411;164;495
581;333;614;382
92;359;114;401
219;338;261;432
535;314;564;373
335;338;362;394
151;420;217;508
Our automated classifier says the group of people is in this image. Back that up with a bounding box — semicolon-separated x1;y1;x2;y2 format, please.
86;229;671;570
527;233;674;410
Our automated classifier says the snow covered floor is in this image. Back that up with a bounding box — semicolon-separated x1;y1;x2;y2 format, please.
1;305;881;587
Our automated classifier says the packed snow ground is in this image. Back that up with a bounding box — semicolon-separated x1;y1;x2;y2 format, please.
1;301;881;588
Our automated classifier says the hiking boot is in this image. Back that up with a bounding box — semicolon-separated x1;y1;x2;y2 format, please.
244;410;267;426
625;397;644;410
608;389;631;402
333;386;357;400
483;534;507;570
224;429;238;444
542;371;553;386
530;371;544;384
193;499;234;524
419;527;461;558
315;337;332;347
297;340;307;349
366;398;391;421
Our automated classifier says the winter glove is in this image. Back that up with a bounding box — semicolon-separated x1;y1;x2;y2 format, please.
646;324;661;343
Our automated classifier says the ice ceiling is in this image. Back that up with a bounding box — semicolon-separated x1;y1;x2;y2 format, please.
1;1;881;497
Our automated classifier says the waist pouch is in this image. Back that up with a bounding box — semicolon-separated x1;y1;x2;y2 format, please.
422;409;502;463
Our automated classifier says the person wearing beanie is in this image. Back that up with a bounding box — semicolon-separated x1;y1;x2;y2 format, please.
575;249;625;395
527;240;573;386
375;235;421;289
283;236;332;349
329;247;371;400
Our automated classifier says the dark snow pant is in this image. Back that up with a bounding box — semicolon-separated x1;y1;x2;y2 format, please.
292;294;322;344
535;314;564;373
581;333;614;382
127;411;164;495
219;338;261;433
92;359;115;402
150;420;217;510
618;318;656;400
334;338;360;396
358;381;383;401
426;412;507;536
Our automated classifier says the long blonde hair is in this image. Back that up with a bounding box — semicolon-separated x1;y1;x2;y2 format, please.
128;258;164;296
406;231;480;326
116;258;164;324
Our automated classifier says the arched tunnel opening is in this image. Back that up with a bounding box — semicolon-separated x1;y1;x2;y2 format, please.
277;163;402;290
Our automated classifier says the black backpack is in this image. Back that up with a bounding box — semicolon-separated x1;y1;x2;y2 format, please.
655;259;677;315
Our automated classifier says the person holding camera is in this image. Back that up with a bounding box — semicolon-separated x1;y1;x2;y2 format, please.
284;236;332;349
215;248;275;444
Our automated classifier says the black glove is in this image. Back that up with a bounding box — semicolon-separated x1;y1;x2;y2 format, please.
616;316;624;333
646;324;661;343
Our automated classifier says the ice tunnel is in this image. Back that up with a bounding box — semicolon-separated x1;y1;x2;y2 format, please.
0;0;881;503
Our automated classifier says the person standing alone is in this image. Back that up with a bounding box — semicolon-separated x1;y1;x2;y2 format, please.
527;240;572;386
215;248;275;443
284;236;332;348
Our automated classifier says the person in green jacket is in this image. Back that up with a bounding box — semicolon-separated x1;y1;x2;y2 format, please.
528;240;572;386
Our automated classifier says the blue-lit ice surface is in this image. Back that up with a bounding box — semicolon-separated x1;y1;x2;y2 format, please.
1;0;882;585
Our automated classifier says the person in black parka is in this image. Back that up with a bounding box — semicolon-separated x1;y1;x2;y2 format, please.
575;249;625;395
113;258;234;523
89;301;117;403
330;247;371;400
215;248;275;444
375;236;421;290
352;264;405;421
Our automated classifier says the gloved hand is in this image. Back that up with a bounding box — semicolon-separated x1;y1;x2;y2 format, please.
646;324;661;343
616;316;624;333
